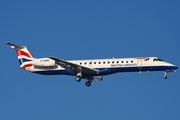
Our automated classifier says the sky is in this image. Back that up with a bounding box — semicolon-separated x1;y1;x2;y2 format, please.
0;0;180;120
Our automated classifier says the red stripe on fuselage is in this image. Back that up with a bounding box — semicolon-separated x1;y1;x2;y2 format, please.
16;50;32;58
21;64;33;69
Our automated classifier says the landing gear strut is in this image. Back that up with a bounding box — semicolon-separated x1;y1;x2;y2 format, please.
163;72;167;79
75;72;82;82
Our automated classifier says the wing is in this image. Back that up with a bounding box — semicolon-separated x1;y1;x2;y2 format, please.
48;57;99;75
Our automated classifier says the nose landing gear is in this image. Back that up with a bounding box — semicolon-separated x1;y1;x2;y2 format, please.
163;72;167;79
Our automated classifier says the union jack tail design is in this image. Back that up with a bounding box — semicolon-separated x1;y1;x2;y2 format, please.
4;42;34;69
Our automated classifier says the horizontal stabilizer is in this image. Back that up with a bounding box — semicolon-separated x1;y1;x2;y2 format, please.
4;42;34;62
4;42;24;49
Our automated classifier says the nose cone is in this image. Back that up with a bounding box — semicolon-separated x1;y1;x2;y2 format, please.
171;64;178;70
174;66;178;70
166;62;178;71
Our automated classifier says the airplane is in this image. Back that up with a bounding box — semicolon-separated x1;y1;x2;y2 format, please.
4;42;178;87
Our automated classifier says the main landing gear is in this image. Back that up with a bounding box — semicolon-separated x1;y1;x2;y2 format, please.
163;71;167;79
75;75;93;87
75;72;82;82
85;81;91;87
85;77;93;87
75;76;81;82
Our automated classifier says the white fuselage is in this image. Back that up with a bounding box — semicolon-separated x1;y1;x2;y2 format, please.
25;57;177;77
5;42;178;86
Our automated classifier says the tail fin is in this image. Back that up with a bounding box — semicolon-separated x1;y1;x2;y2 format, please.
4;42;34;69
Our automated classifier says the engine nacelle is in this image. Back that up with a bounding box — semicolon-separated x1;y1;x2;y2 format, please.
93;76;103;81
32;58;56;67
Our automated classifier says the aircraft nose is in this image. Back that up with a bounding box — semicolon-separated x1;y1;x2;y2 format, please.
174;66;178;70
171;64;178;70
167;63;178;70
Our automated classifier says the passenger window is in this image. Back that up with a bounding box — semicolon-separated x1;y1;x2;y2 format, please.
80;63;82;65
126;61;128;63
117;61;119;63
84;62;86;65
103;62;105;64
99;62;101;64
121;61;124;63
131;61;133;63
89;62;92;64
112;61;114;63
108;61;110;64
94;62;96;64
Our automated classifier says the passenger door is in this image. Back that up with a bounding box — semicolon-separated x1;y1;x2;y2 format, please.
137;59;142;69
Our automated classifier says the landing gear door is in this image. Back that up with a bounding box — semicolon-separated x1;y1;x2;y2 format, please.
137;59;142;69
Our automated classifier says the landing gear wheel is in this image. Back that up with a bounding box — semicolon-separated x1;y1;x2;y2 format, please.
163;75;167;79
75;76;81;82
85;82;91;87
163;71;167;79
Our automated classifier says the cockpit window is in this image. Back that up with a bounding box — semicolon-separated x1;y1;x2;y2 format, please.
153;59;158;62
153;58;164;62
158;58;163;61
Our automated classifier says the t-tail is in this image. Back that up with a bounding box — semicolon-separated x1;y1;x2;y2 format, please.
4;42;34;69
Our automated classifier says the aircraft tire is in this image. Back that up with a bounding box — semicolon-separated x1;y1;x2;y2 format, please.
75;76;81;82
85;82;91;87
163;75;167;79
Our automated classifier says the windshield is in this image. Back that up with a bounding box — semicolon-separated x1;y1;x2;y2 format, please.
153;58;164;62
157;58;164;61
